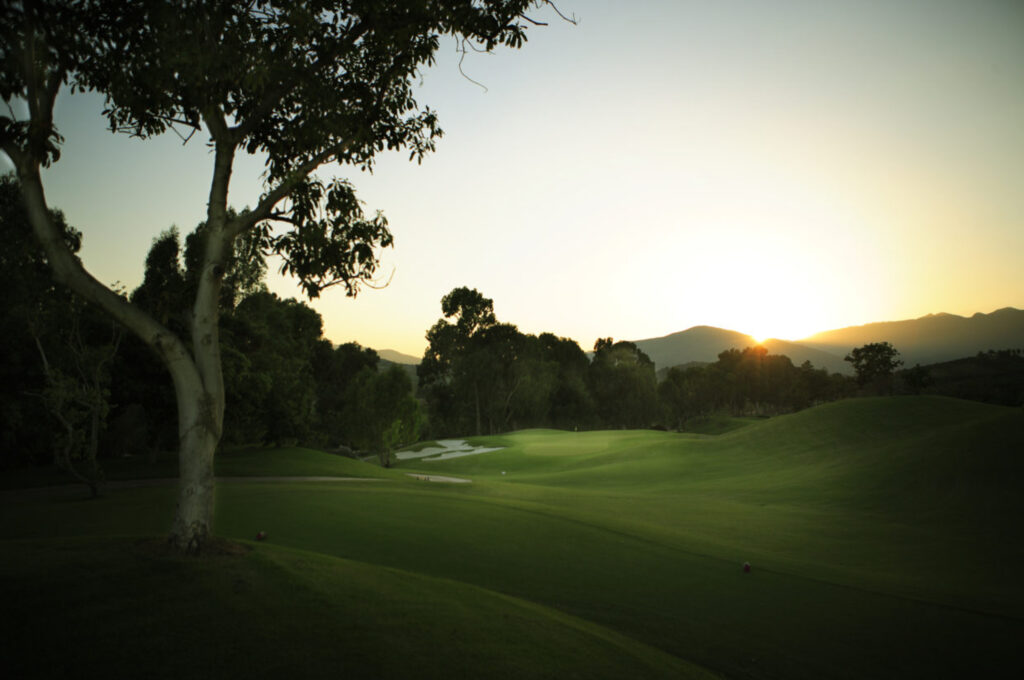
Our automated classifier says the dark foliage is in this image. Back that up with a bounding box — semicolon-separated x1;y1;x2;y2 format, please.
660;348;854;429
899;349;1024;406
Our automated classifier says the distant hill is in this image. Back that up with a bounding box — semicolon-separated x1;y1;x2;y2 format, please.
378;354;419;390
801;307;1024;366
913;350;1024;407
377;348;421;365
759;338;850;374
633;307;1024;375
633;326;758;369
632;326;850;374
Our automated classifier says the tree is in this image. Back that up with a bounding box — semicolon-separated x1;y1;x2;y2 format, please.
845;342;903;394
587;339;658;429
900;363;932;395
2;1;555;552
30;296;122;498
0;174;68;467
342;365;423;467
536;333;593;430
312;341;381;447
419;287;499;436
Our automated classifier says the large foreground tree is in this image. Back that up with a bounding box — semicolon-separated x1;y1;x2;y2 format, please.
1;0;558;552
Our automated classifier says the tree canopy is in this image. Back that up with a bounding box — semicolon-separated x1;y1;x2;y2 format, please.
845;342;903;394
1;0;558;552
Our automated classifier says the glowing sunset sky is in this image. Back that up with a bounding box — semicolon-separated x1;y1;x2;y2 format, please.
9;0;1024;356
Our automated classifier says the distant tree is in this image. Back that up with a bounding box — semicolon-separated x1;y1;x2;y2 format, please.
419;289;597;435
588;339;658;428
536;333;594;430
343;365;423;467
225;292;325;445
845;342;903;394
30;298;122;498
2;1;554;552
313;342;381;446
419;287;500;436
0;174;72;467
901;363;932;395
659;349;855;429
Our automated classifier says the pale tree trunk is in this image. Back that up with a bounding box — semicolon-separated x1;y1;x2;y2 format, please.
166;129;236;552
168;390;220;551
8;130;235;553
3;46;303;552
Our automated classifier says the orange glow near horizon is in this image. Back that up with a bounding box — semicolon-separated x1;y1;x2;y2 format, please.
15;1;1024;359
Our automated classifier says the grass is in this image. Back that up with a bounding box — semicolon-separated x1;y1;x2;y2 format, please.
680;413;762;435
0;537;700;680
0;445;396;490
2;396;1022;679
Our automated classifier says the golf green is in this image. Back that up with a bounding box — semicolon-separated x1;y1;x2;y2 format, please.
2;396;1021;679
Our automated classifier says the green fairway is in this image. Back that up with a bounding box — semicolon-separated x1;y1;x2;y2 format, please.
2;396;1022;679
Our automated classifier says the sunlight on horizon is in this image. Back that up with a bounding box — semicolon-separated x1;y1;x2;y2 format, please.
19;0;1024;358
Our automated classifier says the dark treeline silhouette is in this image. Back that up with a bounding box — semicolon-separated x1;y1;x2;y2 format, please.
417;287;856;437
120;227;423;465
6;174;1018;480
1;181;420;477
417;287;597;435
660;347;855;428
895;349;1024;406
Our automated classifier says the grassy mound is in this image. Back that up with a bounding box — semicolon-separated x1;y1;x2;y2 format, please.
3;396;1022;679
0;537;707;680
0;445;398;490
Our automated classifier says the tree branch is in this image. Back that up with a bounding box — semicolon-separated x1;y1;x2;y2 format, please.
228;146;341;237
542;1;579;25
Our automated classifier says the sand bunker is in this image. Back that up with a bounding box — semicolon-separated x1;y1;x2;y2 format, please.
395;439;503;462
405;473;472;484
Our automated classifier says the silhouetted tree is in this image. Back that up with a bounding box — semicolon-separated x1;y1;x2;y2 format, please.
588;339;658;428
30;297;122;497
901;363;932;395
2;1;553;552
845;342;903;394
536;333;594;429
313;342;381;446
419;287;499;435
659;349;854;428
342;365;423;467
0;173;102;473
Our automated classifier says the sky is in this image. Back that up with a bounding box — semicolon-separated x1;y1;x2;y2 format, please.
7;0;1024;357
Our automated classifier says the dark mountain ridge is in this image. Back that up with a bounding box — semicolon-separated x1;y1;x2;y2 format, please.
802;307;1024;366
631;307;1024;373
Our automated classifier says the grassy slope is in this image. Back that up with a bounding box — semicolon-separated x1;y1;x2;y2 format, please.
0;445;396;489
405;398;1023;610
0;538;702;680
2;396;1022;679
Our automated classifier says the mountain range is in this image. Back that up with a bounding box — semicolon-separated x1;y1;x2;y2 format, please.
372;308;1024;375
376;349;422;365
631;307;1024;374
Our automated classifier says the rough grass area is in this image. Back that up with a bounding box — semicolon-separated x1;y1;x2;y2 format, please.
0;537;705;680
680;413;762;435
0;445;398;490
2;396;1022;679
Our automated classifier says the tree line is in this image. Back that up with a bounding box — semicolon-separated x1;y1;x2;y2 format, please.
3;189;905;490
417;287;858;437
1;175;422;485
2;0;555;552
7;177;968;493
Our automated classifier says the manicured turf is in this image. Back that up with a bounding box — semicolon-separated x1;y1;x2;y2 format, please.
2;396;1022;679
0;537;701;680
0;445;396;490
